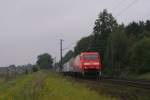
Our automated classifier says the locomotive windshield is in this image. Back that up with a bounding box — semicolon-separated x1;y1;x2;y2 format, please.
82;54;98;60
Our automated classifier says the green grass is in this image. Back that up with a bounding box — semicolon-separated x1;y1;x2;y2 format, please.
137;73;150;80
0;78;4;84
127;72;150;80
0;71;115;100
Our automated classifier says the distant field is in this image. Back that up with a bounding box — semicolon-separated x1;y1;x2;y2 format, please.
0;71;115;100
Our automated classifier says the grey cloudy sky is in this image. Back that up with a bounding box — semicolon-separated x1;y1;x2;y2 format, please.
0;0;149;66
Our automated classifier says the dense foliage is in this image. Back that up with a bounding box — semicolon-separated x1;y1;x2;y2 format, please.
104;27;128;76
62;50;74;65
129;37;150;74
74;36;93;56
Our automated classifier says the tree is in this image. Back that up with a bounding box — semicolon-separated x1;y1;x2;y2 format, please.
104;27;128;76
125;21;144;39
145;20;150;31
92;9;118;58
129;37;150;74
74;35;93;56
36;53;53;69
62;50;74;65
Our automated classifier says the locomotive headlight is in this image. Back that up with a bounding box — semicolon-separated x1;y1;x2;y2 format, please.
84;66;87;69
83;63;90;65
92;62;99;65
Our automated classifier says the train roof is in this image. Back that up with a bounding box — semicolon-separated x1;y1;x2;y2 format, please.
80;52;99;55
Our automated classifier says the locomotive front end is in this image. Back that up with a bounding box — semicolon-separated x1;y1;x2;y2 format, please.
80;52;102;76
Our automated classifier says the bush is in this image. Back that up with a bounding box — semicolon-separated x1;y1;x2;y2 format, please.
32;66;39;72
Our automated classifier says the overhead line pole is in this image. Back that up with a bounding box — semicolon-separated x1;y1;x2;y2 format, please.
60;39;63;72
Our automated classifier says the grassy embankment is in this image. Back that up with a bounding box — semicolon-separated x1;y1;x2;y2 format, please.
0;71;115;100
126;72;150;80
137;73;150;80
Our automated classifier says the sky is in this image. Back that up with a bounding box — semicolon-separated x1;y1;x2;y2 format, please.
0;0;149;66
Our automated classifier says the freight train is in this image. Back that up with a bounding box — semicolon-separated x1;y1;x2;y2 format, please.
62;52;102;77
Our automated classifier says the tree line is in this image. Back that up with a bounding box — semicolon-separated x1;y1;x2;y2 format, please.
0;53;54;78
62;9;150;77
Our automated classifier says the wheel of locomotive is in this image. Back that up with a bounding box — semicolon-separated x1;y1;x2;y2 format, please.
97;71;102;80
81;71;85;78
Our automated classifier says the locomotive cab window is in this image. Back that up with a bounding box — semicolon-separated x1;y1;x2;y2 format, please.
82;54;98;60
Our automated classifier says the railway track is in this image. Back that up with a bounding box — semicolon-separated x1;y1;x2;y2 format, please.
73;76;150;89
70;76;150;100
101;78;150;90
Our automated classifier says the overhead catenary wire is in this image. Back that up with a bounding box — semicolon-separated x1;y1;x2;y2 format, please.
115;0;139;17
112;0;127;11
62;41;77;51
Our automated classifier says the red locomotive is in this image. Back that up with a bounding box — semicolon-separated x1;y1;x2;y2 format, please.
62;52;102;77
